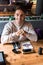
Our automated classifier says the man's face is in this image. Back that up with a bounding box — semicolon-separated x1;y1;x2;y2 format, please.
14;9;25;26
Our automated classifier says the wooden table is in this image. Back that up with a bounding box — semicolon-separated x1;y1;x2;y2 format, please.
0;40;43;65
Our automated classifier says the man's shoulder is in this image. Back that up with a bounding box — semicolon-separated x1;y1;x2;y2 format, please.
4;21;13;29
5;20;15;26
24;21;32;26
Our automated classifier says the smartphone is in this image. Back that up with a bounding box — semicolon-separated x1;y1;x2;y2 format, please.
0;51;6;65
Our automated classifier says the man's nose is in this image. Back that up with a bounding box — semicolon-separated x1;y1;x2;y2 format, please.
18;16;21;20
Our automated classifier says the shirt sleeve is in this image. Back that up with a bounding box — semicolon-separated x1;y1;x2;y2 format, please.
1;23;19;44
25;23;38;41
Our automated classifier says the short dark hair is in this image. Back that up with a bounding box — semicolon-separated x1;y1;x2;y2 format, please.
15;5;27;13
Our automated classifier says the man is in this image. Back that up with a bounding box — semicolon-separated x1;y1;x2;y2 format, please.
1;5;38;44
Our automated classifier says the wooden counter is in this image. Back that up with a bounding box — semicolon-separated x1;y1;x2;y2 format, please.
0;12;15;16
0;40;43;65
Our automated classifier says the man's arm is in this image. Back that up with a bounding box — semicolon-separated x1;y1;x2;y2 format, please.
1;24;25;44
22;24;38;42
1;26;19;44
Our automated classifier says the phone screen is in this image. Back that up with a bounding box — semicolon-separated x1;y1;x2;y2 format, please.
0;52;4;62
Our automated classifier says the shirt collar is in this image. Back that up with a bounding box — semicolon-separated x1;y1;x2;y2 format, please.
14;21;24;30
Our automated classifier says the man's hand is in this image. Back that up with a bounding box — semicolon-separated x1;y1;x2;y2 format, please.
16;29;24;36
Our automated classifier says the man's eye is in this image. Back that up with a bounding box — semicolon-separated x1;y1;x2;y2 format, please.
21;14;24;17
